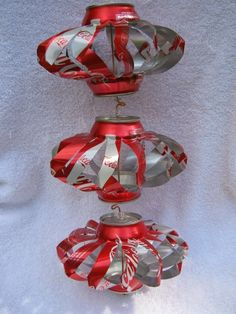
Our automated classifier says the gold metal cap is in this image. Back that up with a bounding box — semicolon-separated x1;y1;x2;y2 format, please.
96;115;140;123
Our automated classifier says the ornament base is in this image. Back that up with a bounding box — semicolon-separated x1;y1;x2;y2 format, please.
97;190;141;203
57;210;188;294
86;75;143;97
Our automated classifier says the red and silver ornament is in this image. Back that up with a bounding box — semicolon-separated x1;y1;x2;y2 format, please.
37;3;184;96
36;2;189;295
51;115;187;202
57;208;188;293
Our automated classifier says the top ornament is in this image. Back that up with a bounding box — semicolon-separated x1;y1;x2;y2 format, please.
37;2;185;96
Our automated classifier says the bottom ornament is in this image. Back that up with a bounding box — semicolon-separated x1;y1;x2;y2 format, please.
57;210;188;294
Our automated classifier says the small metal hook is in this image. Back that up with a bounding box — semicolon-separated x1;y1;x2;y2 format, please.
111;203;121;213
111;203;125;220
115;96;126;116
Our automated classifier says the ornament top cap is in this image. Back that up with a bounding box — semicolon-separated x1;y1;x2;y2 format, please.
100;211;142;226
95;115;140;123
86;2;134;10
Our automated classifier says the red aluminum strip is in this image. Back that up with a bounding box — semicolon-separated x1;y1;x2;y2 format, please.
114;24;134;76
63;240;104;281
87;242;117;289
139;238;162;286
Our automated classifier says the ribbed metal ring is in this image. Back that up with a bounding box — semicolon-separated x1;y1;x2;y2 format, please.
96;115;140;123
100;212;142;225
86;3;134;10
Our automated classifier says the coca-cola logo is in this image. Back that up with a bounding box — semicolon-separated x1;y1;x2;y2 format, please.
97;279;111;291
56;37;68;48
104;156;118;169
80;156;91;167
121;242;138;289
109;239;138;289
77;31;93;42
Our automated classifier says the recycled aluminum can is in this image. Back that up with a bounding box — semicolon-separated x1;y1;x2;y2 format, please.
82;3;140;25
37;2;185;96
51;115;187;202
57;210;188;293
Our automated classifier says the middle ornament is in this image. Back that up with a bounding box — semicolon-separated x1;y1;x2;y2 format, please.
51;115;187;202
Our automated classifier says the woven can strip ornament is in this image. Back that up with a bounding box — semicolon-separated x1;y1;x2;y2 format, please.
37;3;184;96
51;116;187;202
36;2;189;294
57;210;188;293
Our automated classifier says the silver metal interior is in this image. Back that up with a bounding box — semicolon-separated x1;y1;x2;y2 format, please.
100;211;142;226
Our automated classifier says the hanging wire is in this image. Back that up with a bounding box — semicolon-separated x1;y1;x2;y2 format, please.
111;203;121;213
115;96;126;116
111;203;125;220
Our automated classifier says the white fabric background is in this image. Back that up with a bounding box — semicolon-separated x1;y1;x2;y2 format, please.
1;0;236;313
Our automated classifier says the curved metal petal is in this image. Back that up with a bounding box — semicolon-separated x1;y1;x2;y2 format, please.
97;136;120;188
45;27;83;65
145;25;184;74
63;239;104;281
128;19;158;73
87;242;118;289
149;223;188;279
144;132;187;187
66;138;106;184
135;241;162;287
38;19;184;83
